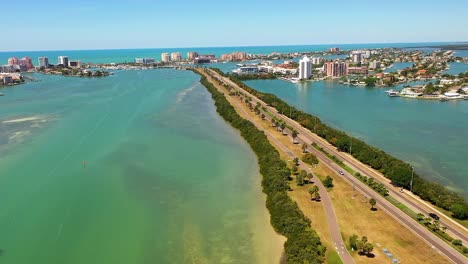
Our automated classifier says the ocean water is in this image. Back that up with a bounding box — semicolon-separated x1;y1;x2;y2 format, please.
245;79;468;197
0;70;282;263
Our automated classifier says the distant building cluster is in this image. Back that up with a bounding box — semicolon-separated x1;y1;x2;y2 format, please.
220;52;248;61
0;72;21;85
1;57;34;72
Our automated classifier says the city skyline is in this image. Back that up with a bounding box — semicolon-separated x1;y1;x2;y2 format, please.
2;0;468;51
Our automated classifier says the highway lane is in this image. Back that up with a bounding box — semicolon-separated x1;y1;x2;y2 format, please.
212;68;467;244
200;69;355;264
206;68;467;264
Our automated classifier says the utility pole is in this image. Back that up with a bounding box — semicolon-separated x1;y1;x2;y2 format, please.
410;166;414;192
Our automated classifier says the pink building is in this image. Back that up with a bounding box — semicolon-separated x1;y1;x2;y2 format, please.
8;57;20;65
323;61;348;77
21;57;34;70
220;52;247;61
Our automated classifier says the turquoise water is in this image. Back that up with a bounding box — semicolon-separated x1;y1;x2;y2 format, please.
245;79;468;196
445;62;468;75
0;70;282;263
384;62;414;73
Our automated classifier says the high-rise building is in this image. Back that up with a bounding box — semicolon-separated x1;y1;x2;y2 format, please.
311;57;322;65
328;47;340;53
58;56;69;67
298;56;312;79
161;53;171;62
21;57;34;70
369;60;381;69
171;52;182;61
187;52;199;60
38;57;49;68
352;53;362;64
8;57;20;65
323;61;348;77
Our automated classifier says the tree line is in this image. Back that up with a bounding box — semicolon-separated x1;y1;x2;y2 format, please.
217;69;467;220
192;69;326;263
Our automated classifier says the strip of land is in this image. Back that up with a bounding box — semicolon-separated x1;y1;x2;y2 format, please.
200;67;467;264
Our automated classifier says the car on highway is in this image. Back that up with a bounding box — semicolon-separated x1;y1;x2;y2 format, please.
429;213;440;220
339;171;344;175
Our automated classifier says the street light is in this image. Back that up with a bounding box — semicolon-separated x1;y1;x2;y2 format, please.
410;166;414;192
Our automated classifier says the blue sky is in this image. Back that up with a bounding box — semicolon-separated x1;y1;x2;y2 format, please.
2;0;468;51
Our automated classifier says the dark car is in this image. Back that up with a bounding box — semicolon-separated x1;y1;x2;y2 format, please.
339;171;344;175
429;213;440;220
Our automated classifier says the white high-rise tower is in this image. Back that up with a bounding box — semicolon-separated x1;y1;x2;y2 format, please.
299;56;312;79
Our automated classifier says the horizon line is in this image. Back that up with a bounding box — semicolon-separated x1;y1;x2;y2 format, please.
1;40;467;53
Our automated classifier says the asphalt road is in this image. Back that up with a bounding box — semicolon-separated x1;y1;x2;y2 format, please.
205;68;467;264
200;69;355;264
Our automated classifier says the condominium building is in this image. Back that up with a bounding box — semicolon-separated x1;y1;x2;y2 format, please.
352;53;362;64
21;57;34;70
171;52;182;61
58;56;69;67
187;52;199;60
38;57;49;68
328;47;340;52
8;57;20;65
161;53;171;62
323;61;348;77
220;52;247;61
311;57;322;65
369;60;381;69
298;56;312;79
135;58;155;64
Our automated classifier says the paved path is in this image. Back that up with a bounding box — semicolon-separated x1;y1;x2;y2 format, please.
204;68;467;264
199;69;355;264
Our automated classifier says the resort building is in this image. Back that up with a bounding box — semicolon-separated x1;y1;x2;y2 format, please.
161;53;171;62
135;58;155;64
38;57;49;68
68;60;82;68
58;56;69;67
323;61;348;77
220;52;247;61
171;52;182;61
328;47;340;52
232;66;259;74
298;56;312;79
187;52;199;60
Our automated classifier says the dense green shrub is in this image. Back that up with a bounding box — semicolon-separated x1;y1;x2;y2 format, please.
218;70;466;219
193;69;326;263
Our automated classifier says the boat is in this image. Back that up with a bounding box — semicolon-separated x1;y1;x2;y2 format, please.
464;95;468;100
0;93;4;96
385;89;399;97
439;96;448;102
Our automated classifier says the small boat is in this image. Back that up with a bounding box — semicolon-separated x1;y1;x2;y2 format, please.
439;96;448;102
0;93;4;96
464;95;468;100
385;89;399;97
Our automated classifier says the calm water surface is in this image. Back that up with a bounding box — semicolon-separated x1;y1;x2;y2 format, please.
245;79;468;196
0;70;283;263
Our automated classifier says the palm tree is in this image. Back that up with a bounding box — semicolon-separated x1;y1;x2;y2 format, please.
302;143;308;153
271;118;276;127
280;123;286;134
292;130;298;144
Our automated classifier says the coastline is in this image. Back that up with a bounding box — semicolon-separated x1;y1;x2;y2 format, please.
192;68;327;263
